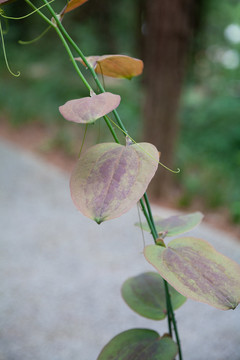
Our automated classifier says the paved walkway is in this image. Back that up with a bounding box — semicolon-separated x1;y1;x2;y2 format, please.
0;139;240;360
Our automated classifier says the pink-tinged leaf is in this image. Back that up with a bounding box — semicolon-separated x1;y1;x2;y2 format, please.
97;329;178;360
136;212;203;237
76;55;144;79
60;0;88;16
144;237;240;310
0;0;16;4
70;142;159;223
59;93;120;124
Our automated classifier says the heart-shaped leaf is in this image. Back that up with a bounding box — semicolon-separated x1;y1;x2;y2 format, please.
60;0;88;16
121;272;186;320
97;329;178;360
136;212;203;237
59;92;120;124
144;237;240;310
70;142;159;223
76;55;144;79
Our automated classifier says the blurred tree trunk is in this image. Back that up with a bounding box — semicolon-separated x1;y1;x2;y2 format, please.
143;0;198;199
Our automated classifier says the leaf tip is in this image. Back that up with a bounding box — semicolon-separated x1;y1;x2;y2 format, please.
94;217;104;225
229;301;239;310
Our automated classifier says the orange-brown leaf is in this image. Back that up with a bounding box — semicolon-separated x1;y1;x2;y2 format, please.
76;55;144;79
61;0;88;16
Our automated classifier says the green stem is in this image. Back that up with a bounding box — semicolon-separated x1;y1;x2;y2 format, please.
41;1;128;135
102;115;120;143
54;27;92;92
139;199;158;241
25;0;91;90
30;0;120;142
0;19;20;77
32;2;182;358
142;194;174;338
168;290;183;360
143;192;182;356
25;0;53;26
78;123;88;158
19;25;51;45
164;280;173;337
143;193;158;239
2;0;55;20
140;197;178;348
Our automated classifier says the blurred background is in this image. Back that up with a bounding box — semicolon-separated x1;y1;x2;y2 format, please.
1;2;240;359
1;0;240;233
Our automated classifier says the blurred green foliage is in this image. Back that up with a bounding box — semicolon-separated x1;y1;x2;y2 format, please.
177;0;240;222
0;0;142;136
0;0;239;222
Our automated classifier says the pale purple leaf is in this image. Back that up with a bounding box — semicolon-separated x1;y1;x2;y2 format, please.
144;237;240;310
135;212;204;236
0;0;16;4
59;92;121;124
70;142;159;223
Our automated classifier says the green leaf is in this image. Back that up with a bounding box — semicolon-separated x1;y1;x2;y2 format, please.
59;92;120;124
135;212;203;237
97;329;178;360
144;237;240;310
76;54;144;79
70;142;159;223
60;0;88;16
121;272;186;320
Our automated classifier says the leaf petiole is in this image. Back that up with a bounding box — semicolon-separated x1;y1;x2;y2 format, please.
106;115;180;174
18;25;51;45
0;19;20;77
0;0;55;20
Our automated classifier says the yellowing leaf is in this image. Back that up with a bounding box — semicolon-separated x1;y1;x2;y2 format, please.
70;142;159;223
60;0;88;15
135;212;204;237
76;55;144;79
59;92;120;124
144;237;240;310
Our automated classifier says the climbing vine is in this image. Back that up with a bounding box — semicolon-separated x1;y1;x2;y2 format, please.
1;0;240;359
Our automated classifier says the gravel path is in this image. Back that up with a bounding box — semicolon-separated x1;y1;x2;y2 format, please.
0;139;240;360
